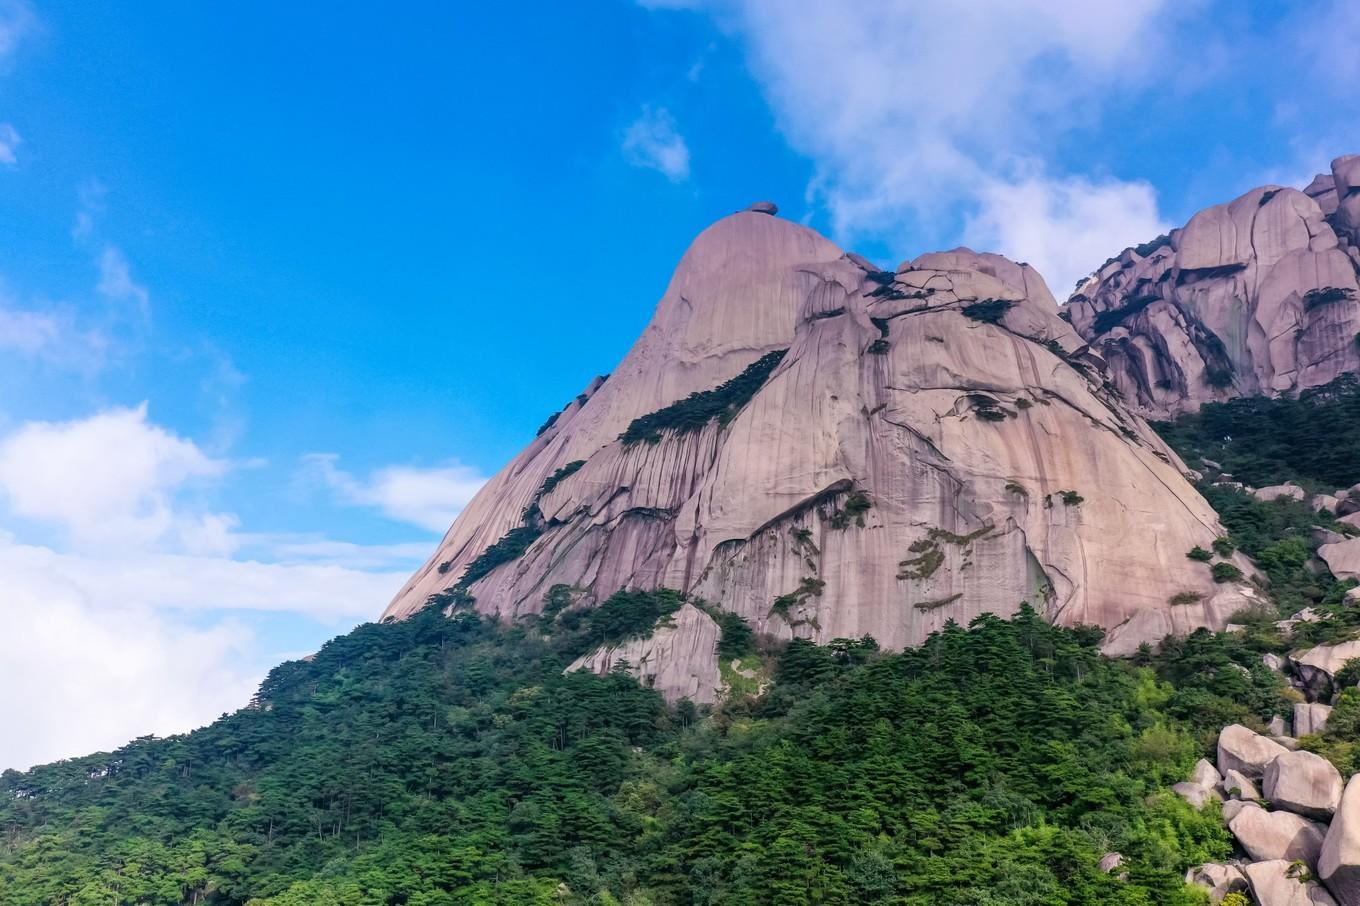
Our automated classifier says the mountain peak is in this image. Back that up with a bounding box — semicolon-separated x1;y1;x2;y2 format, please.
384;216;1254;698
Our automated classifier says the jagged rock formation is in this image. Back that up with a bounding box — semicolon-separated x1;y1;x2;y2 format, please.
1068;155;1360;418
384;208;1256;698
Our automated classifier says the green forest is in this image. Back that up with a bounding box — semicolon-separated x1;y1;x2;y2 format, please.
7;381;1360;905
1;595;1292;906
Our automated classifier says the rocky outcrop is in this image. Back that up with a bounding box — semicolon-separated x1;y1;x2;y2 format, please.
1229;802;1327;867
1297;703;1335;737
1220;724;1291;779
1265;751;1345;820
1321;539;1360;582
1187;862;1249;902
1223;768;1261;801
1257;483;1308;503
565;602;722;703
383;209;1254;688
1244;860;1340;906
1293;641;1360;700
1067;155;1360;418
1321;775;1360;905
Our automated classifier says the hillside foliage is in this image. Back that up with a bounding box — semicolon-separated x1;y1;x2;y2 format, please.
0;600;1271;905
1152;375;1360;491
619;350;787;446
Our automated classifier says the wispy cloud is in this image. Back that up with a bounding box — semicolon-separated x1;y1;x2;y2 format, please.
0;122;19;165
303;452;487;532
639;0;1179;293
622;105;691;182
0;0;36;65
96;245;150;313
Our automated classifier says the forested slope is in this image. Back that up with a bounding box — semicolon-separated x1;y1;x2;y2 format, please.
1;597;1283;905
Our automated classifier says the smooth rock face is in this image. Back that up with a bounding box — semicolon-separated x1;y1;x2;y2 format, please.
1223;798;1252;823
1097;852;1123;873
1067;156;1360;419
382;212;1252;690
1244;859;1340;906
565;602;721;703
1219;724;1290;779
1264;750;1344;819
1322;775;1360;905
1229;802;1327;867
1296;703;1334;737
1186;862;1248;902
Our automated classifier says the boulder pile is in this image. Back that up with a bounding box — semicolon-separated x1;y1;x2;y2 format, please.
1180;722;1357;904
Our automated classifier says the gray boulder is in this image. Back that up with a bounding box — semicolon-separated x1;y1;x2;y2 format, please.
1319;774;1360;905
1244;859;1340;905
1174;781;1223;808
1256;483;1308;503
1185;862;1248;902
1223;798;1252;823
1222;768;1261;800
1219;724;1290;779
1229;801;1327;867
1194;757;1224;788
746;201;778;215
1264;751;1344;819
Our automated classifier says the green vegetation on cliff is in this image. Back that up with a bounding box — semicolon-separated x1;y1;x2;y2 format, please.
1;601;1262;905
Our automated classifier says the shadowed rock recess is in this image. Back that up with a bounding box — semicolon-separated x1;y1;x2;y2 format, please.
383;209;1258;700
1068;154;1360;418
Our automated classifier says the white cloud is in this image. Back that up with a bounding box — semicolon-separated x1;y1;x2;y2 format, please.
0;122;19;165
0;536;411;770
0;403;232;552
622;106;692;182
96;245;150;312
641;0;1177;296
964;174;1170;297
304;452;486;532
0;538;405;622
0;575;257;772
0;406;424;770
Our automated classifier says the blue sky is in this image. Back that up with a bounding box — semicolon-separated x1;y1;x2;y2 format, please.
1;0;1356;770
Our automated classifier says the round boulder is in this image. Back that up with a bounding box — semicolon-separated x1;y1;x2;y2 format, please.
746;201;778;215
